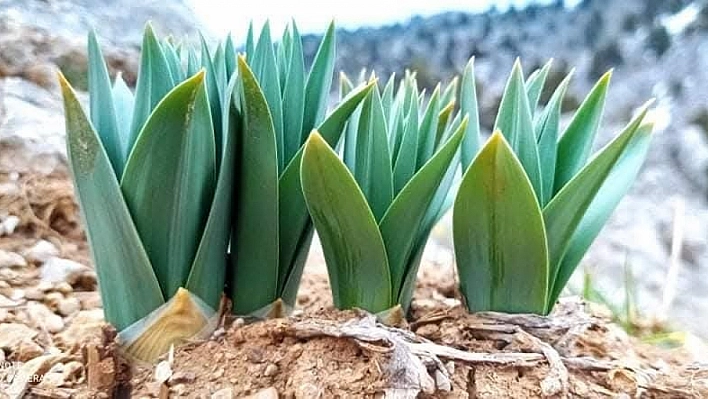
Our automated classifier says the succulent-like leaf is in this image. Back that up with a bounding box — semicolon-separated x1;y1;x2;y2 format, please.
441;76;458;108
454;131;548;313
380;118;467;300
282;22;305;166
301;132;392;312
60;74;164;331
277;82;375;299
161;39;184;83
460;58;481;170
417;85;441;169
121;71;216;300
87;31;123;175
186;75;239;309
543;103;650;297
536;74;571;206
302;22;335;138
354;89;393;221
553;71;611;193
526;60;552;112
494;60;542;200
200;34;224;161
548;122;653;306
231;57;280;315
129;24;175;152
111;73;134;160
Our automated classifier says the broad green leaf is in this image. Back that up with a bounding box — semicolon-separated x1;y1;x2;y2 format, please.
526;60;552;112
392;90;420;193
185;75;239;309
460;58;480;170
441;76;458;107
435;101;456;149
417;85;441;169
454;131;548;313
253;23;285;172
548;122;653;306
282;22;305;167
380;118;466;300
200;34;224;161
302;22;335;137
354;89;393;221
231;57;280;315
129;24;175;152
60;74;164;331
280;224;314;306
554;71;611;193
161;39;183;83
224;35;236;77
543;103;650;297
494;60;542;200
277;82;375;294
87;31;123;175
536;74;571;206
301;132;391;312
111;73;134;162
121;72;216;300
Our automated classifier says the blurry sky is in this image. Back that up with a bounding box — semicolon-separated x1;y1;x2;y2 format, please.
191;0;581;43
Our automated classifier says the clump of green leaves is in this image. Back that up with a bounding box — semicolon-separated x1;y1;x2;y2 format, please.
453;59;653;315
230;22;373;316
60;25;237;361
300;70;473;315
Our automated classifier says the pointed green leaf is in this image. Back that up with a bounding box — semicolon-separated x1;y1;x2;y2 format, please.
381;118;466;300
87;31;123;176
536;74;571;206
282;22;305;167
185;45;199;78
185;75;239;309
224;35;236;77
494;60;542;200
200;34;224;161
302;21;335;137
277;82;375;295
460;58;481;170
129;24;175;152
354;89;393;221
231;57;280;315
441;76;458;108
454;131;548;313
417;85;441;169
548;122;653;306
121;72;216;300
111;73;134;162
280;224;314;306
526;60;552;112
301;132;392;312
554;71;611;193
392;90;420;194
245;22;255;59
161;39;183;83
435;101;456;149
60;75;164;331
543;103;650;297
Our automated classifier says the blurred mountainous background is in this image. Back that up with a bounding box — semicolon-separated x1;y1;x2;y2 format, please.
1;0;707;337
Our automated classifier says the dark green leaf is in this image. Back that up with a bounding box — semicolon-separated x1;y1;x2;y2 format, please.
460;58;481;170
302;22;335;136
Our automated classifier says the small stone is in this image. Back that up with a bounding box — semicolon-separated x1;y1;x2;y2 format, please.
169;371;196;384
0;293;19;307
40;257;90;284
0;249;26;268
263;363;278;377
0;323;38;349
24;286;45;300
211;387;234;399
0;308;10;322
56;309;105;348
44;291;65;310
0;215;21;235
23;240;60;264
243;387;279;399
16;338;44;361
37;281;54;292
27;302;64;333
212;368;224;380
58;296;81;316
62;361;83;383
145;381;163;397
54;282;73;294
75;291;102;309
171;383;188;396
10;288;25;301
